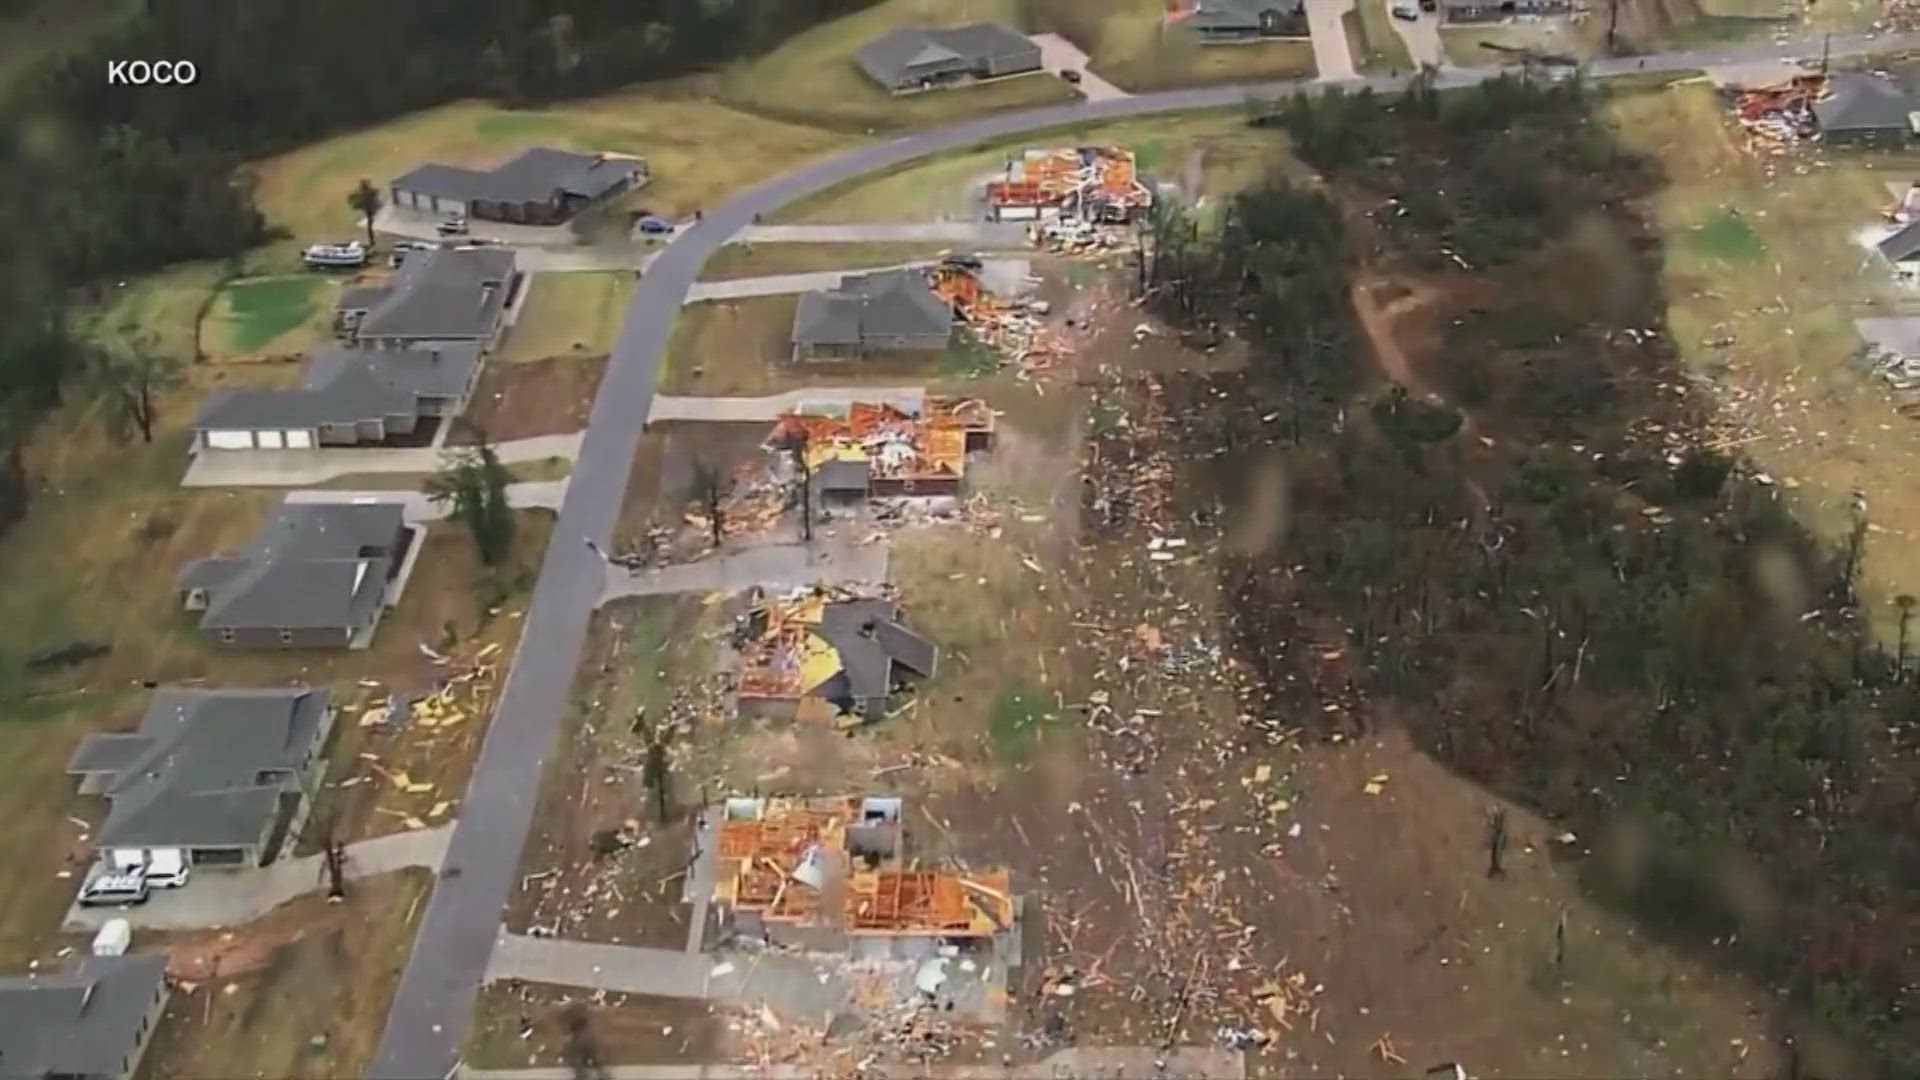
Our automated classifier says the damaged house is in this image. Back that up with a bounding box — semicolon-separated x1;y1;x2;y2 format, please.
734;587;937;723
701;795;1016;959
766;397;996;503
984;146;1153;224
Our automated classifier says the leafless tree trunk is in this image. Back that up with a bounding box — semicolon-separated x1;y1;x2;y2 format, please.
689;457;727;548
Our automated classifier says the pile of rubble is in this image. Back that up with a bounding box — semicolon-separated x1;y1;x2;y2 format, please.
1728;75;1821;151
930;264;1065;378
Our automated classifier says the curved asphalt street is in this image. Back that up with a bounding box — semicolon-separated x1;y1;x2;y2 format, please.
369;31;1910;1078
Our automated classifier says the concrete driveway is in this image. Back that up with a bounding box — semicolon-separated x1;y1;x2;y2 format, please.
64;825;452;932
735;222;1030;244
1390;7;1445;69
1307;0;1361;81
180;433;582;487
600;538;889;605
375;206;577;247
370;30;1920;1079
282;479;569;522
647;386;925;424
1029;32;1129;101
686;258;1030;303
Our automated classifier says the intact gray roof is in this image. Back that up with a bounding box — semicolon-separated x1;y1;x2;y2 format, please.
793;269;953;348
0;954;168;1079
1814;72;1920;136
176;501;404;634
392;147;643;205
1186;0;1304;28
815;599;937;703
348;247;516;341
855;23;1035;86
192;344;461;430
66;688;330;851
1878;219;1920;263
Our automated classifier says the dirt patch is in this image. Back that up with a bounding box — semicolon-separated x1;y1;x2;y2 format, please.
141;869;433;1080
468;983;724;1069
459;354;606;443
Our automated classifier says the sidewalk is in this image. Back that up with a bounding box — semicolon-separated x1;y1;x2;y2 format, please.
63;824;453;931
686;259;1031;304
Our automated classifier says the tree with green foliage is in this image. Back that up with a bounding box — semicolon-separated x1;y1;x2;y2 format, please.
427;430;516;566
85;332;181;444
347;178;382;249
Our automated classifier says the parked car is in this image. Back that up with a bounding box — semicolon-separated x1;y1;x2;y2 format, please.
1391;0;1419;18
1421;0;1438;11
941;252;985;271
1059;69;1082;84
436;213;469;237
636;216;674;235
302;240;367;270
78;871;150;908
108;847;190;889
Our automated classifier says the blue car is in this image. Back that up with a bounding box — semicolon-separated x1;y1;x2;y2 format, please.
636;216;674;235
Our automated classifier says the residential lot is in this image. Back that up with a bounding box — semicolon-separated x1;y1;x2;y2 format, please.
495;271;635;364
716;0;1081;132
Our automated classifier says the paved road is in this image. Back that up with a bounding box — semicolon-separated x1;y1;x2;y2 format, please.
64;825;451;931
369;30;1916;1078
734;221;1030;244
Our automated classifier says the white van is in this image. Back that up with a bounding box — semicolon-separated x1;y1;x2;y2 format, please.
108;847;191;889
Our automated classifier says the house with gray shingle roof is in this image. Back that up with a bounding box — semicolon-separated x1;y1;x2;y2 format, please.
391;147;647;224
1439;0;1572;23
792;268;956;362
0;954;171;1080
1814;72;1920;146
176;501;413;649
854;23;1041;93
67;688;335;868
189;343;481;452
811;599;938;720
1177;0;1308;40
336;246;519;349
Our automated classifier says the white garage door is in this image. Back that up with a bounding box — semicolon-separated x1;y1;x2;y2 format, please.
206;430;254;450
284;430;313;449
996;205;1040;221
255;430;284;449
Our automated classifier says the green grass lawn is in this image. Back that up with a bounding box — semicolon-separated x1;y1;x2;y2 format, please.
1349;0;1414;73
716;0;1078;132
1078;0;1317;90
206;275;330;356
1683;208;1766;263
249;80;856;241
496;272;635;363
80;261;229;361
0;0;136;103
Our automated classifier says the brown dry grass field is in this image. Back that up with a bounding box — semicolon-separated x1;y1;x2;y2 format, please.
1608;79;1920;645
141;870;433;1079
495;272;635;364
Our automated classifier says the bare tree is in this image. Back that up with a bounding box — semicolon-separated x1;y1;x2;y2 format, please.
1485;808;1507;878
347;178;382;249
782;429;813;542
1899;594;1917;680
688;457;727;548
87;332;181;444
